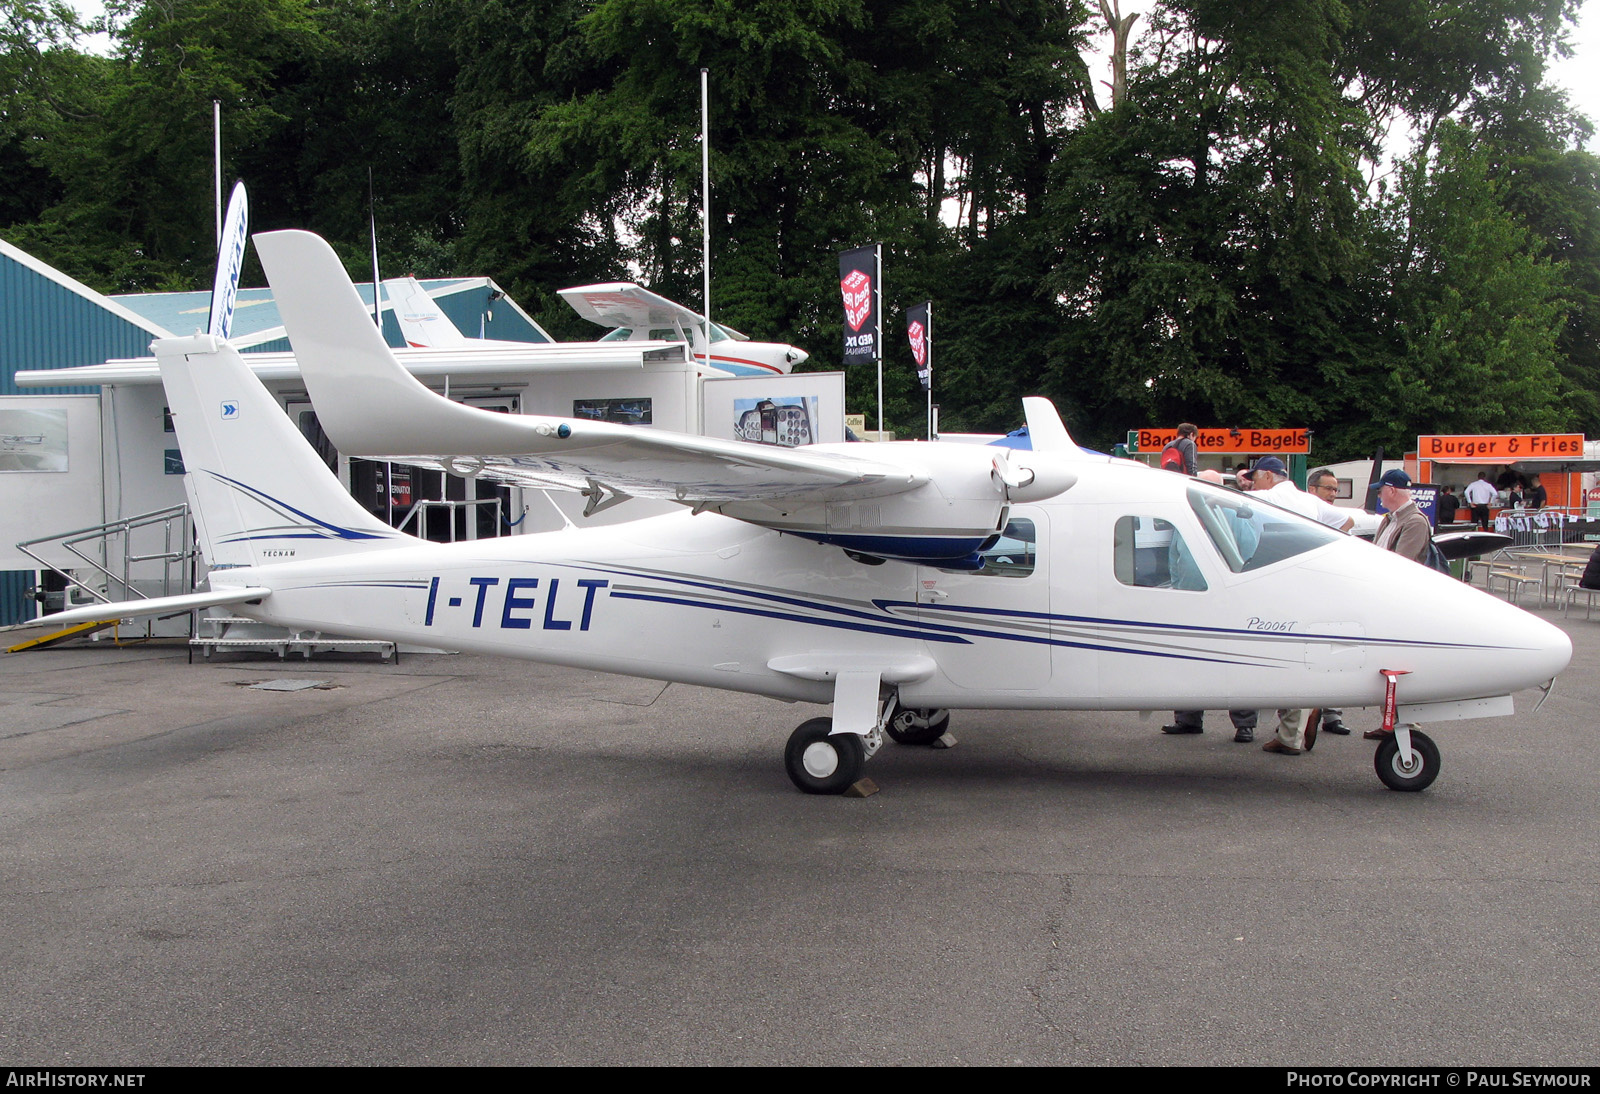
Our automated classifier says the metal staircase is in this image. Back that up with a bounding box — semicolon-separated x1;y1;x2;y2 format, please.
15;504;394;659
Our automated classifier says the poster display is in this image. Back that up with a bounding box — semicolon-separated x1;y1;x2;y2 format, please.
701;372;847;447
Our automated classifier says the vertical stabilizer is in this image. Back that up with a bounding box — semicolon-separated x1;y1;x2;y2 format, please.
156;333;414;569
1022;397;1091;458
384;277;469;349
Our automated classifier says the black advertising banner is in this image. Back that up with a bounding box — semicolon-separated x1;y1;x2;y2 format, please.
839;245;879;364
906;301;931;391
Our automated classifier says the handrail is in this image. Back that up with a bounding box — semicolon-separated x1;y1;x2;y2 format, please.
394;497;504;543
15;504;196;609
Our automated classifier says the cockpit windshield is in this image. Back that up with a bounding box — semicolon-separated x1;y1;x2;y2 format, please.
1186;482;1346;573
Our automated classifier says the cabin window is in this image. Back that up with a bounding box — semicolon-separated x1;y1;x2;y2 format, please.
1113;516;1208;591
1186;483;1344;573
597;327;633;341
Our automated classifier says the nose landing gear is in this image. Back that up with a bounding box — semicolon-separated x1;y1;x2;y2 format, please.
1374;729;1440;792
1371;668;1440;792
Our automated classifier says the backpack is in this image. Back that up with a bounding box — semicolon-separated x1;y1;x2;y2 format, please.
1424;539;1451;575
1160;442;1184;472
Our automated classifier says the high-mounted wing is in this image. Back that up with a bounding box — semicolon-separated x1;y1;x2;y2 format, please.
557;281;808;375
558;282;725;337
256;229;1079;563
258;231;921;506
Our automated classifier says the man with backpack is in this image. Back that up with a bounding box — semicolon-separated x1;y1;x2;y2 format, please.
1161;423;1198;474
1372;469;1432;564
1364;469;1435;741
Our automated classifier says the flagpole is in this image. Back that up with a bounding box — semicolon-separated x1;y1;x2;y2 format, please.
926;303;933;441
213;101;222;247
875;242;883;439
701;68;712;377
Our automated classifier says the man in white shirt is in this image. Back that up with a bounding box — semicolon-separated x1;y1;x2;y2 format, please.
1250;457;1355;532
1463;472;1497;530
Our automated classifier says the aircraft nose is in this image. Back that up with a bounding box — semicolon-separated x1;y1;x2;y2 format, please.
1526;612;1573;681
787;347;810;366
1483;601;1572;691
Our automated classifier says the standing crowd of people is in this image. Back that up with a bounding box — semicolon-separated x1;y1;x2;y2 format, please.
1159;451;1428;754
1456;471;1548;530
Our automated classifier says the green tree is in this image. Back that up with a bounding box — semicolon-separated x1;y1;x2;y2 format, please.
1343;122;1570;454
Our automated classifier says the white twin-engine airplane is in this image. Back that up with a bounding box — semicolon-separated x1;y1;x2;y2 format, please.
21;229;1572;796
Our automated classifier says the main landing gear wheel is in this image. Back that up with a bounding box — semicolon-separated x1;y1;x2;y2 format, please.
885;705;950;746
785;718;865;795
1374;730;1441;792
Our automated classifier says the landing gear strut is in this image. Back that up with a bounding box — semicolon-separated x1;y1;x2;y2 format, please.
1371;667;1440;792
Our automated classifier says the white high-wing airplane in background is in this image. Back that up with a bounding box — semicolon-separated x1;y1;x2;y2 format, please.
12;229;1572;796
558;281;810;376
387;273;806;375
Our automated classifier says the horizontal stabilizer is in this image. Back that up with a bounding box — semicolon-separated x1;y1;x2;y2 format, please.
1;587;272;637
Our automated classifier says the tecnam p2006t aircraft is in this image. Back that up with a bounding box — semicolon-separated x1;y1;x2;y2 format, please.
23;230;1572;795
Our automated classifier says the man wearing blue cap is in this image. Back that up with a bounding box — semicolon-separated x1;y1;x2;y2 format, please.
1372;468;1431;564
1251;456;1355;532
1364;468;1433;741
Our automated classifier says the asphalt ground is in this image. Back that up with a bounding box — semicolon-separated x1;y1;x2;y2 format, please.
1;607;1596;1066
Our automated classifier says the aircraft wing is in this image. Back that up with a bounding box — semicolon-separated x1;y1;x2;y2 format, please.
557;281;707;334
256;231;925;506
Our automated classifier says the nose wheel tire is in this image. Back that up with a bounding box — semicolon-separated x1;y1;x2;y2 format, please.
785;718;865;794
886;705;951;746
1374;730;1440;792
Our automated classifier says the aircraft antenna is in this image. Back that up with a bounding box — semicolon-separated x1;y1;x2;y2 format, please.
369;168;382;329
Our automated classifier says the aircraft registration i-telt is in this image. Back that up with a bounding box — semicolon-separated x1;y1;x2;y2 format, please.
14;229;1572;795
